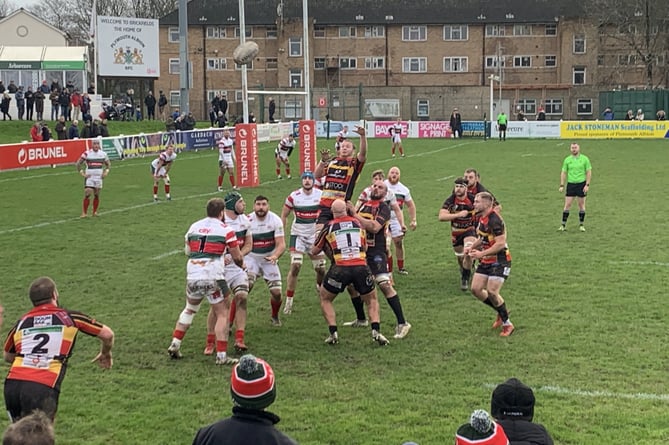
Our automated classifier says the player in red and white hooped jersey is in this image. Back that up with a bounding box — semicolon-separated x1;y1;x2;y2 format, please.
389;118;404;158
280;171;325;314
76;138;110;218
217;129;238;192
168;198;244;365
275;134;296;179
203;191;253;355
246;195;286;326
151;143;177;202
384;166;417;275
334;125;349;153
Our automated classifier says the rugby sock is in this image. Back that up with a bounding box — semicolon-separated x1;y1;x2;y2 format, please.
579;211;586;224
562;210;570;225
329;325;338;335
235;330;245;343
397;259;405;270
218;175;223;187
229;176;235;187
93;197;100;212
482;297;495;308
165;184;170;195
276;168;281;176
206;334;215;346
351;296;366;321
270;298;282;318
172;329;185;341
286;289;295;298
494;302;510;322
371;322;380;332
216;340;228;353
83;197;90;213
399;147;404;155
387;253;393;273
462;268;471;281
153;185;158;195
286;167;291;176
229;299;237;324
386;295;406;325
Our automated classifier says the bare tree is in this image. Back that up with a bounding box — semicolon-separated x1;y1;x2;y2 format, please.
0;0;18;16
587;0;669;88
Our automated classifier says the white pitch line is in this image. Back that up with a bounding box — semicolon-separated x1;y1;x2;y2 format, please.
609;260;669;267
484;383;669;402
366;141;479;166
437;175;456;181
152;249;182;260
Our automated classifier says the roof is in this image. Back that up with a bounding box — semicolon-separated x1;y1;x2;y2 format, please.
159;0;584;26
0;8;68;37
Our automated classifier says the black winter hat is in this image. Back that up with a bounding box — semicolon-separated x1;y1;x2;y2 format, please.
491;378;535;421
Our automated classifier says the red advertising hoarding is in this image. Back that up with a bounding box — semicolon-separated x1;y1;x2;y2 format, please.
235;123;259;187
0;139;90;171
298;120;316;174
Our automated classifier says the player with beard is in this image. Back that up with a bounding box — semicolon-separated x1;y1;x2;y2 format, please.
314;125;367;230
217;129;238;192
280;171;325;314
384;166;416;275
439;177;477;291
246;196;286;326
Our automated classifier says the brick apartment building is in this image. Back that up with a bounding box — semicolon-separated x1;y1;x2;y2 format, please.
156;0;669;122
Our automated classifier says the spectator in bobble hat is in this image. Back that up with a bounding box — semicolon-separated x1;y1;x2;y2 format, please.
192;354;298;445
456;409;509;445
491;378;554;445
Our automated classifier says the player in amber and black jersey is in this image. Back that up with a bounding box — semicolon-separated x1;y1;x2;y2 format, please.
464;192;514;337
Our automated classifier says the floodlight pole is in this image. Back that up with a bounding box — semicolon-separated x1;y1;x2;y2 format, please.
178;0;190;113
302;0;310;119
488;74;499;125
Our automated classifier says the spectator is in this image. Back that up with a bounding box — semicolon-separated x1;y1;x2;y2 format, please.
536;106;546;121
491;378;554;445
99;119;110;137
657;109;666;120
55;116;68;140
68;120;80;139
601;107;614;120
450;107;463;138
1;92;12;120
516;107;526;121
80;120;92;139
88;84;95;94
39;80;50;94
144;91;156;120
91;119;102;138
41;123;52;141
209;104;217;126
71;89;82;121
2;410;55;445
81;93;91;121
248;112;256;123
165;115;176;132
456;409;508;445
50;79;60;93
192;354;298;445
172;108;180;120
14;87;25;120
7;80;17;94
635;109;644;121
216;111;226;128
30;121;43;142
182;111;196;130
25;86;35;121
624;109;634;120
268;97;276;122
0;80;5;93
34;89;45;120
158;90;168;119
49;90;60;120
220;93;228;117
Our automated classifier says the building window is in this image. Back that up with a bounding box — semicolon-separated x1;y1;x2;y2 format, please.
577;99;593;115
443;57;468;72
206;26;226;39
207;58;220;70
517;99;536;115
513;25;532;36
573;34;586;54
618;55;638;65
169;58;180;74
443;25;468;41
234;26;252;38
207;90;227;102
339;26;356;37
417;100;429;117
545;24;557;36
168;27;179;43
364;57;385;69
169;91;180;107
597;55;605;66
573;67;586;84
289;37;302;57
402;57;427;72
545;55;556;67
289;69;302;88
314;57;326;70
339;57;357;69
314;25;326;38
657;54;666;66
513;56;532;68
364;26;384;37
402;25;427;41
266;57;278;70
544;99;563;115
485;25;505;36
485;56;505;68
284;99;303;119
266;25;277;39
235;60;253;70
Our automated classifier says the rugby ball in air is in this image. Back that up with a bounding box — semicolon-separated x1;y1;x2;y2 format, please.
233;41;259;66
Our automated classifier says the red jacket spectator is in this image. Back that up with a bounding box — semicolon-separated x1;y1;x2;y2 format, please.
30;123;43;142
